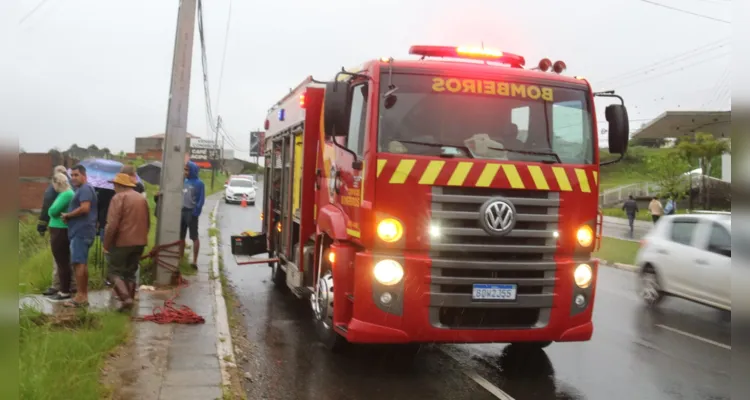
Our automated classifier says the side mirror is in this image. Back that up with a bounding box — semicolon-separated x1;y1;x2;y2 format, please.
323;81;350;138
223;184;228;188
605;104;629;155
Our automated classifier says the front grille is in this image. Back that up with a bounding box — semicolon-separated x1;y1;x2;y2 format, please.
429;186;560;329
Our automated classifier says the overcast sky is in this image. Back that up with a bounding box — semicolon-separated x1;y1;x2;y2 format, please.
1;0;731;160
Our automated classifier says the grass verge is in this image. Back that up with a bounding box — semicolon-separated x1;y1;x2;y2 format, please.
594;237;641;266
19;307;130;400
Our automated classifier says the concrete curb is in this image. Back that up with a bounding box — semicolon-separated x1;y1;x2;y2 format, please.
600;260;639;273
209;201;235;388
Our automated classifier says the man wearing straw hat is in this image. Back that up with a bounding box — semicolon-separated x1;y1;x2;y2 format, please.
102;173;150;311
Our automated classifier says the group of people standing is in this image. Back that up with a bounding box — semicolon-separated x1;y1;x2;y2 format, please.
37;165;150;311
36;161;206;311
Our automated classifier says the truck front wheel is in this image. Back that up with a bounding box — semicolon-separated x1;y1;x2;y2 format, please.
510;341;552;350
311;241;347;352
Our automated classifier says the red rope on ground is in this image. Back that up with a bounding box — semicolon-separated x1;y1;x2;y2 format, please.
132;240;205;325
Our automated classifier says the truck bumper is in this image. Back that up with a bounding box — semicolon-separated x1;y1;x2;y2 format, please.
344;252;597;344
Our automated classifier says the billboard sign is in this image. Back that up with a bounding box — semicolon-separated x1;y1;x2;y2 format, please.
249;131;265;157
190;139;217;149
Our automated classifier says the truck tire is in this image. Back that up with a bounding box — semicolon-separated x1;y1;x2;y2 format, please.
510;341;552;350
311;239;348;352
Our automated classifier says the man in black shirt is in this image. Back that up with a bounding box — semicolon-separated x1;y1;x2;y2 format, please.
621;195;640;239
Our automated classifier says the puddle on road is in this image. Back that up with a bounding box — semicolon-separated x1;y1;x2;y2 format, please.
19;290;117;314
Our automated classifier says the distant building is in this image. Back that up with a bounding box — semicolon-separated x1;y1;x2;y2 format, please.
134;133;201;154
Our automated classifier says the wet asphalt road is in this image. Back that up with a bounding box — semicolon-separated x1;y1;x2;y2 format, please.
218;196;729;400
601;216;652;241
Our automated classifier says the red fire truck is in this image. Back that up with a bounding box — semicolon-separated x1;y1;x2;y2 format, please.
239;45;630;352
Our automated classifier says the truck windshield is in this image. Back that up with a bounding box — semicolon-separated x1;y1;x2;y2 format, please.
378;73;595;165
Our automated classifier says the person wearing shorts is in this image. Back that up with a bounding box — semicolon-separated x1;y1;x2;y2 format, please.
61;164;98;308
103;173;150;311
179;161;205;269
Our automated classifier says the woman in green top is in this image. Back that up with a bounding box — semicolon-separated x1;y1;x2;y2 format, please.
47;173;75;301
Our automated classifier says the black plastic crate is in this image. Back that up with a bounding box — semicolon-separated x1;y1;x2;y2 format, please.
231;234;268;256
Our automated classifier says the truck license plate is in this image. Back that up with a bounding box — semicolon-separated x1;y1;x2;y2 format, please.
472;284;517;301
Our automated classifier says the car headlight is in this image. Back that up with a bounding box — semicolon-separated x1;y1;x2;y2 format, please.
574;264;593;288
576;225;594;248
373;259;404;286
377;218;403;243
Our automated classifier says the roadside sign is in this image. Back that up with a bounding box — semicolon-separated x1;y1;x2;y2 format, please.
249;131;265;157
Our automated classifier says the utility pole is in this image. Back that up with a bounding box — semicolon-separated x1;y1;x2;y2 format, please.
211;115;222;190
155;0;197;286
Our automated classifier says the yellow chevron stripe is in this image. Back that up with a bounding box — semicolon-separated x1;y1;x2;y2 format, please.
476;164;500;187
447;162;473;186
390;159;416;184
527;165;550;190
552;167;572;191
502;164;524;189
346;228;361;238
419;160;445;185
593;171;598;185
377;159;387;177
575;168;591;193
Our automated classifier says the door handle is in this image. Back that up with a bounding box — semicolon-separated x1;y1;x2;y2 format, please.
696;259;708;265
656;249;668;255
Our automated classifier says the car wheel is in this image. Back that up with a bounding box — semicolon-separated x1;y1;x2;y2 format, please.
639;265;664;307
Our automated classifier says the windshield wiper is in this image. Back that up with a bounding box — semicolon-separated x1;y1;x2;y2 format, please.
488;147;562;164
394;140;474;158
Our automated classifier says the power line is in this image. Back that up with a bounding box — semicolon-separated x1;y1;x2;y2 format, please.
636;0;730;23
607;51;730;90
18;0;53;24
592;38;729;86
214;0;234;115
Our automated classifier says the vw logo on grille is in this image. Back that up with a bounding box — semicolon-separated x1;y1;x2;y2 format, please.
479;198;516;236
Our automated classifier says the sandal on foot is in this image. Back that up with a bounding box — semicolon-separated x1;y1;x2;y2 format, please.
63;299;89;308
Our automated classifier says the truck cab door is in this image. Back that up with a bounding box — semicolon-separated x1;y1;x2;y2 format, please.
334;82;369;238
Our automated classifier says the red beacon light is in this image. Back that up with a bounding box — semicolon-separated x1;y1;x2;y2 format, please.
408;45;526;68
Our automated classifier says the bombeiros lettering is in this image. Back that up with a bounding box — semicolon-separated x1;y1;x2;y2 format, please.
431;77;554;101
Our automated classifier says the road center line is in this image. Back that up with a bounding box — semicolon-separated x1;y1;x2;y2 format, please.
441;349;515;400
656;324;731;350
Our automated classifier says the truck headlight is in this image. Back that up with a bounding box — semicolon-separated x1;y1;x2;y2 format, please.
576;225;594;248
377;218;403;243
373;259;404;286
574;264;593;288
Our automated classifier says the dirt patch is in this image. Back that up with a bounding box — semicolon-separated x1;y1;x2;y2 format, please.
222;279;253;399
29;310;103;330
100;333;139;400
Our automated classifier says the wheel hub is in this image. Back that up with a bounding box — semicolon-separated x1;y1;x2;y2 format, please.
312;272;334;327
640;273;660;304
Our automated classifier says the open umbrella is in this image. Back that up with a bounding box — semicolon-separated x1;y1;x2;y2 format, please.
69;158;143;190
137;161;162;185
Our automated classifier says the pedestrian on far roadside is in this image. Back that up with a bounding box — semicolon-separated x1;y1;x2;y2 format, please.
61;164;98;308
103;173;150;312
46;173;75;301
38;165;76;296
648;196;664;224
664;196;677;216
179;161;205;269
621;195;639;239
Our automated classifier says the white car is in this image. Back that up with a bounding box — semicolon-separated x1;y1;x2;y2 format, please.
636;214;731;311
224;178;256;205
